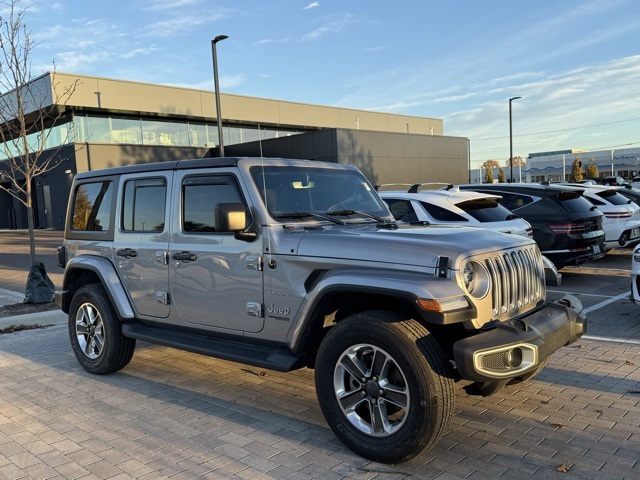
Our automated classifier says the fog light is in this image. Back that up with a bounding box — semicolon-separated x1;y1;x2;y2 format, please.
506;348;523;368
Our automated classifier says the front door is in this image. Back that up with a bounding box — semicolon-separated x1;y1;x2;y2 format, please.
170;170;264;333
112;172;172;318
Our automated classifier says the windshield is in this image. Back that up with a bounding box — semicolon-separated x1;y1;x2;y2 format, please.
250;165;391;221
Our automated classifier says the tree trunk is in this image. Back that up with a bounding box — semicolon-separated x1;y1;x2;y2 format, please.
26;178;37;265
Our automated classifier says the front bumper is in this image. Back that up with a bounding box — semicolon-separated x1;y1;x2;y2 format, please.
453;294;585;383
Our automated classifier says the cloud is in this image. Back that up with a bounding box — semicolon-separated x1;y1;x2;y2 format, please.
253;37;291;47
304;2;320;10
433;93;478;103
47;50;110;72
219;73;246;89
135;0;203;11
139;13;227;38
304;13;354;40
445;55;640;164
120;45;160;59
169;73;246;91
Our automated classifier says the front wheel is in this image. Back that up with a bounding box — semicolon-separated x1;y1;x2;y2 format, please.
68;284;136;375
314;311;454;463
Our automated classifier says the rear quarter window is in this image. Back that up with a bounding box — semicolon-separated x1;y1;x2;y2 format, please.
556;191;596;213
597;191;631;206
420;201;467;222
457;198;514;222
71;181;113;231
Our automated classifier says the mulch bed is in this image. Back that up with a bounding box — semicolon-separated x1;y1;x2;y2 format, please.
0;302;60;318
0;323;54;334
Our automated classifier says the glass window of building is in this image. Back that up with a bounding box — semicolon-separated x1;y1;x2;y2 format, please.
141;120;189;146
111;118;142;144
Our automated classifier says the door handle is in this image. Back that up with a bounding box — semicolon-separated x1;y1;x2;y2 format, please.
172;251;197;262
116;248;137;258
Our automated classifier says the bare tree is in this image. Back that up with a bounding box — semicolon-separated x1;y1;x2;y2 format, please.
0;0;78;265
505;156;526;167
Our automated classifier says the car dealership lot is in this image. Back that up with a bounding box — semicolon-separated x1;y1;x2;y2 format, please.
0;234;639;479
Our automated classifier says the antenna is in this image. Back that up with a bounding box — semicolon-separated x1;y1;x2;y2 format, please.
258;125;273;268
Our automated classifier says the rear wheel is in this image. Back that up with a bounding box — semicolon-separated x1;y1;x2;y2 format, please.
68;284;135;374
315;310;454;463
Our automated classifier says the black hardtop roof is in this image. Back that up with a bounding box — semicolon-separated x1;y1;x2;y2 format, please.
74;157;242;180
73;156;322;180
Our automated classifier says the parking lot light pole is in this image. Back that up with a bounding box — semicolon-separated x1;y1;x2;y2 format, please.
211;35;228;157
509;96;521;183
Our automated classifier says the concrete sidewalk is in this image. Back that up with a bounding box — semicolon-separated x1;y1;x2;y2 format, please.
0;286;23;306
0;286;67;329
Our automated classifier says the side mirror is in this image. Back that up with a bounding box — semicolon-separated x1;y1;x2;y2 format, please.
215;203;248;232
215;203;258;242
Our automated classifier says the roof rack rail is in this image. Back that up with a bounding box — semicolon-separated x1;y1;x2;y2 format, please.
407;182;454;193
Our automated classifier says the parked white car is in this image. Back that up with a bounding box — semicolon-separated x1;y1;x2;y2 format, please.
571;184;640;249
378;183;533;235
378;183;562;285
631;244;640;303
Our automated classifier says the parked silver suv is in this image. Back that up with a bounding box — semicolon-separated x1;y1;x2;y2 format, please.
56;157;586;463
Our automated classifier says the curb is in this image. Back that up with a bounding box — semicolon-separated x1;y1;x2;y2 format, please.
0;310;67;329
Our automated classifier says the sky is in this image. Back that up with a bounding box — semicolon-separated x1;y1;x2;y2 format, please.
8;0;640;169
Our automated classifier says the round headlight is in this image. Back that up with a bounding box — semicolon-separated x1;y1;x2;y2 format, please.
461;260;490;298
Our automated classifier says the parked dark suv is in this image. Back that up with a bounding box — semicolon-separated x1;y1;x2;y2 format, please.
457;184;606;268
599;176;628;186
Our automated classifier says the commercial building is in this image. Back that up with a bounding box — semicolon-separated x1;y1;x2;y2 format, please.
0;72;469;230
469;147;640;184
524;148;640;182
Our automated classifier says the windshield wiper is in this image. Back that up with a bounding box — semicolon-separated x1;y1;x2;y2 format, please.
325;209;385;223
272;212;345;225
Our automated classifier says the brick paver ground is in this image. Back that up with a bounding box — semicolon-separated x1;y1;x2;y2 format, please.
1;234;639;479
1;307;639;479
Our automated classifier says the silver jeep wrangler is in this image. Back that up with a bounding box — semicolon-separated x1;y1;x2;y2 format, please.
56;157;586;463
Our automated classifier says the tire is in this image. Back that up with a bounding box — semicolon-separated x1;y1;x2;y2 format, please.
314;310;455;463
508;358;549;385
68;284;136;375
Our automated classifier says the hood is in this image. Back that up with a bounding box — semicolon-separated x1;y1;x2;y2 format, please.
292;224;534;269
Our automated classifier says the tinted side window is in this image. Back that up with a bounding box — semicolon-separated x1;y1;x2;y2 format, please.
420;202;467;222
492;192;534;211
122;178;167;232
71;182;113;231
384;199;419;222
586;196;605;206
597;191;631;206
182;175;242;233
556;191;596;213
458;199;513;222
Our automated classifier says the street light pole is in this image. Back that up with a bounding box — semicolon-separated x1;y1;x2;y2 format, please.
211;35;229;157
467;138;471;183
611;149;615;176
509;96;521;183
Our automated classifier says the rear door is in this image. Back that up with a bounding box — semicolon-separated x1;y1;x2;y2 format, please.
113;172;172;318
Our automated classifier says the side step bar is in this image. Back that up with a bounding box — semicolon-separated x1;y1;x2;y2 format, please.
122;322;305;372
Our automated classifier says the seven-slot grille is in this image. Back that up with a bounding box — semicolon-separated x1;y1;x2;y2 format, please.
483;246;545;318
